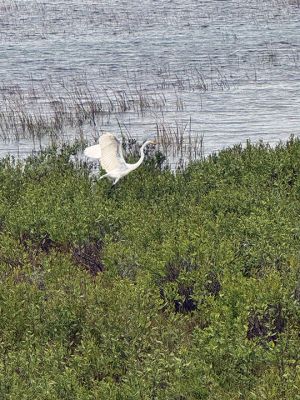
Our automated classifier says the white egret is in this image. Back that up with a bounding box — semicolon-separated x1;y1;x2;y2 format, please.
84;132;156;185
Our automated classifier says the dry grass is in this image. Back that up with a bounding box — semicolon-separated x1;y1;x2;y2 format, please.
0;77;206;165
0;81;168;140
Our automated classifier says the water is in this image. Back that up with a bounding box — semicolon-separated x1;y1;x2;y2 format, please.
0;0;299;161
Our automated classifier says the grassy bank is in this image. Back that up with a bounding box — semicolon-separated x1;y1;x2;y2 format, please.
0;138;300;399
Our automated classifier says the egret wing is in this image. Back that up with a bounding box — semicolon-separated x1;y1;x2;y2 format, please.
84;144;102;159
98;133;127;173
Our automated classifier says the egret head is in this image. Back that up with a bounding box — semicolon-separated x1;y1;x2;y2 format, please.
144;137;158;146
141;138;157;154
141;134;158;145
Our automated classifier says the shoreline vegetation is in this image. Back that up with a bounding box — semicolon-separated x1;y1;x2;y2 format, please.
0;137;300;398
0;78;205;163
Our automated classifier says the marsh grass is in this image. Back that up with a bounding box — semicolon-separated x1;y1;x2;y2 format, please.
0;138;300;398
0;82;168;140
0;47;289;162
0;57;244;144
0;78;207;165
155;118;204;166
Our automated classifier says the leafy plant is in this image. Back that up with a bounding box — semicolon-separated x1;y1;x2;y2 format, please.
0;138;300;398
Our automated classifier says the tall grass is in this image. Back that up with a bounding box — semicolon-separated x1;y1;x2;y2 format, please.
0;82;168;140
0;79;206;164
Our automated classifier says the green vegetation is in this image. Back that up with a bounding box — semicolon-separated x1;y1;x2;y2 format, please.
0;138;300;399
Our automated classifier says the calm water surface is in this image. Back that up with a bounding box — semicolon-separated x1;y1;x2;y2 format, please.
0;0;299;161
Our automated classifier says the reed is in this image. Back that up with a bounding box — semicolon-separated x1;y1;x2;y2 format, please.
0;44;282;167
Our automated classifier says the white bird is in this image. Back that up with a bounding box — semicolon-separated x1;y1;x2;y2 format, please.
84;132;156;185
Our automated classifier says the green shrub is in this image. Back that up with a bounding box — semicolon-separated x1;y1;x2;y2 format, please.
0;139;299;398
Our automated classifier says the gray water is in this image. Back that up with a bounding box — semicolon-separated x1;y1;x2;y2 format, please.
0;0;299;161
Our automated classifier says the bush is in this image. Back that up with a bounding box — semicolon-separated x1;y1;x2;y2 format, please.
0;138;299;399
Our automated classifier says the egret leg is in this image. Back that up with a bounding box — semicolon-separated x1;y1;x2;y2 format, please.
113;177;120;185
